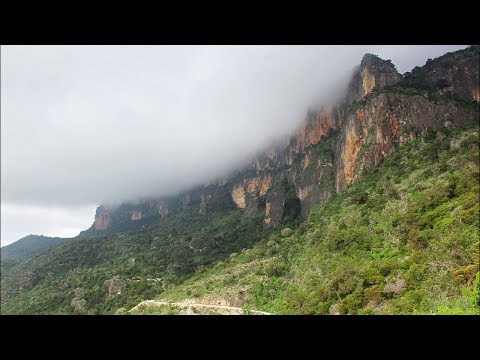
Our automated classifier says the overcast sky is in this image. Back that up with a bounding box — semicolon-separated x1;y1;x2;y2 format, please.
1;45;467;246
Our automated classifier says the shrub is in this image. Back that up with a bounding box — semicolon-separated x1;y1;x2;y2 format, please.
281;228;293;237
339;288;364;314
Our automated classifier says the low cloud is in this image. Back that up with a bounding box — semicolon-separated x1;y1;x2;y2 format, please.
1;45;467;245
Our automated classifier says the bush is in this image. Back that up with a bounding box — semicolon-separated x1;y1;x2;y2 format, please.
281;228;293;237
339;288;364;314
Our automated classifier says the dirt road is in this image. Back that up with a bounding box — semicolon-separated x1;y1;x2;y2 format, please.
131;300;272;315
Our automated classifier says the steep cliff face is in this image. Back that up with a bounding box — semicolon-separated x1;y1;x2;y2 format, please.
157;202;169;218
335;92;478;192
94;206;111;230
346;54;402;105
89;46;479;234
296;106;339;150
264;188;285;228
228;104;341;227
90;199;169;233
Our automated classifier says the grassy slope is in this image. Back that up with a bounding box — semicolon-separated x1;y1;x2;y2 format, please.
143;126;480;315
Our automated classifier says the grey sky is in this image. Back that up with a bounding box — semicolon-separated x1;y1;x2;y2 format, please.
1;45;467;246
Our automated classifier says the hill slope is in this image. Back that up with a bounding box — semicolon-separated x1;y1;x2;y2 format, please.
138;126;479;314
1;235;67;261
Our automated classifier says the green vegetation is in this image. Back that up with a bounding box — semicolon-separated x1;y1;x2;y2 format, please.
0;205;274;314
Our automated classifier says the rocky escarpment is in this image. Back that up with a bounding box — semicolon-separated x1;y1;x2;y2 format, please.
85;199;170;235
94;206;111;230
334;92;478;192
230;46;478;228
88;46;479;234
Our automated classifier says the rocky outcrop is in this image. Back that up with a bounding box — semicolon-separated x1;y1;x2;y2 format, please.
88;199;169;234
94;206;111;230
264;187;285;228
335;92;478;192
231;184;246;209
105;275;126;295
296;106;339;150
383;277;407;295
346;54;402;105
231;174;273;217
244;178;261;218
157;202;169;218
199;194;209;216
17;272;35;293
131;211;142;221
259;174;272;196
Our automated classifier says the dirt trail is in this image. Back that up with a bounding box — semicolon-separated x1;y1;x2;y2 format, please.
131;300;271;315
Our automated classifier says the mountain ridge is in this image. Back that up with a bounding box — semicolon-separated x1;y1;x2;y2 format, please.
1;235;66;260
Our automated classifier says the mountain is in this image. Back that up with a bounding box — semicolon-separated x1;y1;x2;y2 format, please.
1;46;478;314
1;235;66;261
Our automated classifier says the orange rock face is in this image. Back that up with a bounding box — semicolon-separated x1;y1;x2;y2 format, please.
259;174;272;196
131;211;142;221
232;184;246;209
246;178;259;193
296;106;337;150
344;130;364;186
95;206;111;230
337;118;366;192
232;174;272;209
264;202;271;225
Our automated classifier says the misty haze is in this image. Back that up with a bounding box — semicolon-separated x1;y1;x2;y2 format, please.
1;45;467;245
